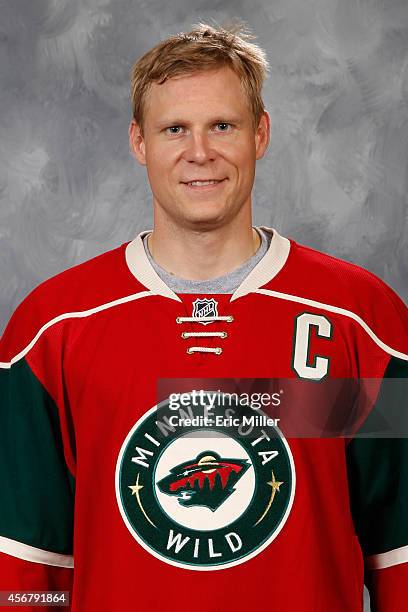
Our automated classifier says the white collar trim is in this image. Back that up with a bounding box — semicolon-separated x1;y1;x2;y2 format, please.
125;226;291;302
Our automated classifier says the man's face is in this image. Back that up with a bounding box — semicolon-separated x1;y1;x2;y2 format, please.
129;66;270;231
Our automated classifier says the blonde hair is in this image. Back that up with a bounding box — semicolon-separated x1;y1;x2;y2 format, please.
130;21;269;135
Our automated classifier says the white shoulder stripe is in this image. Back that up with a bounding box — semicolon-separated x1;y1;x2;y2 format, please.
2;287;407;368
366;545;408;570
256;288;408;361
0;290;154;369
0;535;74;568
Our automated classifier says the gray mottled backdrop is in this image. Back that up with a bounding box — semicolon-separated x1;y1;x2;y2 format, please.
2;1;408;608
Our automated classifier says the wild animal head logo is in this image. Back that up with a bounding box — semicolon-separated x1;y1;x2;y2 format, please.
157;451;250;511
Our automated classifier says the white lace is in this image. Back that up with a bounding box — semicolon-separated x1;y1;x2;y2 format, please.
187;346;223;354
182;332;227;338
176;316;233;323
177;315;233;354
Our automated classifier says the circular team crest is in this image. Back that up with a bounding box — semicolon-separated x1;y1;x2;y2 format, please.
115;392;296;571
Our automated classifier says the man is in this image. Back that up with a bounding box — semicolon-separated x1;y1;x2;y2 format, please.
0;22;407;612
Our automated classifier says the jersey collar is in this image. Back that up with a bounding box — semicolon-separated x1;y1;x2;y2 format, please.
125;226;290;302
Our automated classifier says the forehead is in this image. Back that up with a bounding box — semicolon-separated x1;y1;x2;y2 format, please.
144;66;251;123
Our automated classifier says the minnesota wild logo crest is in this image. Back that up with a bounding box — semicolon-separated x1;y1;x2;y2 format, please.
115;392;296;571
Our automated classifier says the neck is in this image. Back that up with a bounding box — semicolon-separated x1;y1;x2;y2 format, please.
148;218;260;281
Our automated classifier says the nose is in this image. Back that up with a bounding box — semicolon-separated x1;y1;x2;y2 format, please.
183;130;216;164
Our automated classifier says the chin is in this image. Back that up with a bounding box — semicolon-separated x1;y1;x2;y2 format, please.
182;213;231;231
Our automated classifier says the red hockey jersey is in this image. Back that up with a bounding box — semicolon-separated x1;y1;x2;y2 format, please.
1;226;407;611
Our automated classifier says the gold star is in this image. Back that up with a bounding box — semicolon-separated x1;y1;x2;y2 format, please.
129;472;144;495
267;471;283;493
127;473;156;528
254;471;284;526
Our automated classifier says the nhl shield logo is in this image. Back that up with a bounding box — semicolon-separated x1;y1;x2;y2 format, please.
192;298;218;325
115;393;296;571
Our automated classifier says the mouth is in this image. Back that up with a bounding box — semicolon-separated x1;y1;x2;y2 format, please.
181;178;227;191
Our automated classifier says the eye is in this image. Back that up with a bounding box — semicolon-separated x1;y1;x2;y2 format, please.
165;126;184;135
215;122;232;132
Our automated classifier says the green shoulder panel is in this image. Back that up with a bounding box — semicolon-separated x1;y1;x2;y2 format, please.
0;358;74;555
346;356;408;556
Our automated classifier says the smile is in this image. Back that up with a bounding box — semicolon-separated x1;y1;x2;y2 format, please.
181;178;227;190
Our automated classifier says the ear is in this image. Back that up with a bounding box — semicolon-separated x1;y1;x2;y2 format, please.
129;119;147;166
255;110;270;160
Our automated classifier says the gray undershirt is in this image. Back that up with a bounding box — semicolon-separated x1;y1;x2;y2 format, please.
142;227;271;293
